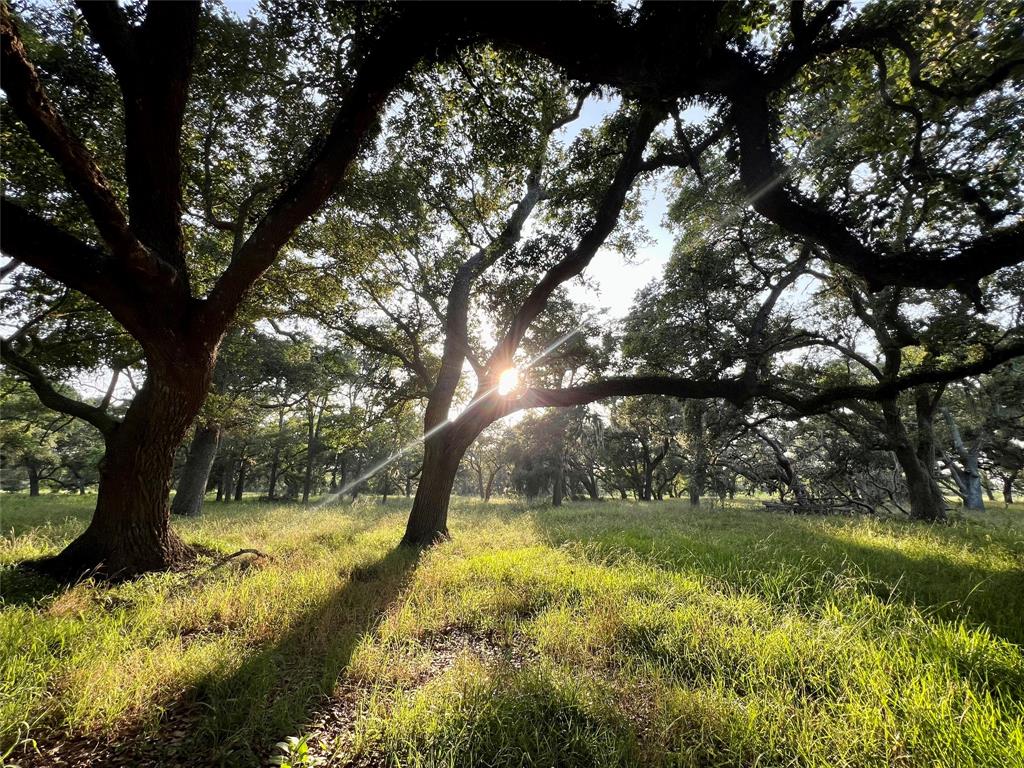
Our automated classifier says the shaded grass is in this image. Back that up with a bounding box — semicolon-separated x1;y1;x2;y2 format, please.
1;494;1022;766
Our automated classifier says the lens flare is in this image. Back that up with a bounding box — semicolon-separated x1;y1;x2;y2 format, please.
497;368;520;396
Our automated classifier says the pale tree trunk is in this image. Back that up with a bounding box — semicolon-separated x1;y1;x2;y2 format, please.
942;407;985;511
171;422;221;517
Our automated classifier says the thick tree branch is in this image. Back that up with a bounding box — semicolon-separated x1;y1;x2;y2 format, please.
204;12;440;330
722;52;1024;297
1;199;117;307
0;6;167;284
486;336;1024;421
485;104;665;376
78;1;201;270
1;338;118;437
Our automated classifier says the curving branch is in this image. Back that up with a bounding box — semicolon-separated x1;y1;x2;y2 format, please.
77;1;201;269
487;335;1024;422
1;338;119;437
0;6;160;279
204;11;443;330
485;104;665;375
721;53;1024;298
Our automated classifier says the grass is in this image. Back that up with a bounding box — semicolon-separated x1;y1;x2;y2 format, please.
1;494;1022;767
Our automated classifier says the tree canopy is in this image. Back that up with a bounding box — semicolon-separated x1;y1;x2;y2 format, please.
1;0;1022;577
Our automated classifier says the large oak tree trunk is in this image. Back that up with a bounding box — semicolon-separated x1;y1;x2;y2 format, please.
171;422;221;517
688;483;700;506
34;361;211;580
903;458;947;520
883;400;946;521
891;440;947;521
403;435;468;546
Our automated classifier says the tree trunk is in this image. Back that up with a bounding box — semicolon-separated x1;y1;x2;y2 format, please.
220;454;234;503
885;401;947;521
686;401;707;507
640;461;654;501
484;469;496;502
552;460;564;507
1004;473;1016;505
28;464;40;496
171;423;221;517
31;362;209;581
403;435;468;546
302;439;315;505
234;452;246;501
963;464;985;510
476;463;486;500
267;409;284;499
942;407;985;511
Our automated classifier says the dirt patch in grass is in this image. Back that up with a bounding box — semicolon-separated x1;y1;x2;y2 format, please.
280;626;536;766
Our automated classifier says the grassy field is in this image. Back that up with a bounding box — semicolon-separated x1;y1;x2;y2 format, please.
1;494;1023;767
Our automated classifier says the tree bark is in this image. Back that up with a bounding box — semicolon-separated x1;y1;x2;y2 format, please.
31;362;208;580
883;401;947;521
688;483;700;506
942;407;985;511
233;451;246;501
1004;473;1016;505
219;454;234;503
484;469;497;502
27;463;40;496
686;401;707;506
402;433;469;546
171;422;221;517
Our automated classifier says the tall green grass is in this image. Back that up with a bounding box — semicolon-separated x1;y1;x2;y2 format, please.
1;494;1022;766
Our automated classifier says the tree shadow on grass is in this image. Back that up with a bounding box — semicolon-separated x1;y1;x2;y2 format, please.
533;507;1024;646
0;564;68;607
25;545;421;768
196;546;420;766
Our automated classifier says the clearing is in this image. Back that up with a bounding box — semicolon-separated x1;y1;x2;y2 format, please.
2;496;1023;767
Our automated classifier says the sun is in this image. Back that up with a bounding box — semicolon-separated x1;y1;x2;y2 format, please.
497;368;520;396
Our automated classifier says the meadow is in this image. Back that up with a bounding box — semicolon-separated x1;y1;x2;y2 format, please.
1;494;1022;767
